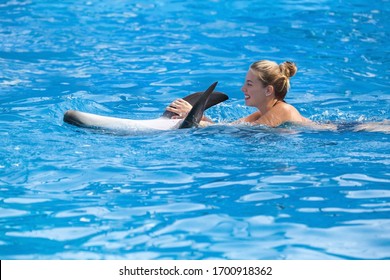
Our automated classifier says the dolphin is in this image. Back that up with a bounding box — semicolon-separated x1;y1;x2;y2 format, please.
63;82;227;133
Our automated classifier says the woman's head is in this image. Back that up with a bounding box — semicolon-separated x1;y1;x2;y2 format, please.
249;60;297;101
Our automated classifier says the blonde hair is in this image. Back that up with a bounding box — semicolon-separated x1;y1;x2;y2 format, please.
250;60;297;100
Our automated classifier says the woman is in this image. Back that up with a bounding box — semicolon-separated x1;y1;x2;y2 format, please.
166;60;312;127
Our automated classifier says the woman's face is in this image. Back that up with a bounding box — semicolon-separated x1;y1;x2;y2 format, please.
241;69;269;109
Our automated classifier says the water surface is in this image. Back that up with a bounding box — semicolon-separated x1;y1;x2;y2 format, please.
0;0;389;259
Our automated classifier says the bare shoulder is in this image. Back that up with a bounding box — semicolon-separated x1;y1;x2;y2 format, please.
255;102;310;127
277;102;310;123
277;102;296;112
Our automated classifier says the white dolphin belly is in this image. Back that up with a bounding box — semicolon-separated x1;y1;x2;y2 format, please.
64;110;182;132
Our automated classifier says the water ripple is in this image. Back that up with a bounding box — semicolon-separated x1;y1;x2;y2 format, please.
6;227;105;242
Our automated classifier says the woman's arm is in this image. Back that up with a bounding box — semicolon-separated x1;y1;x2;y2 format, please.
166;98;213;123
166;99;192;118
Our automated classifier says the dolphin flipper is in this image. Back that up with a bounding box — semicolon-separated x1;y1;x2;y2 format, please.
162;90;228;118
178;81;218;129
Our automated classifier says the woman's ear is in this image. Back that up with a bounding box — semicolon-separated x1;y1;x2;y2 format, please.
265;85;274;97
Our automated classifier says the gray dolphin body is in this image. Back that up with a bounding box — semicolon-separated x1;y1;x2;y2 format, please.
63;82;227;133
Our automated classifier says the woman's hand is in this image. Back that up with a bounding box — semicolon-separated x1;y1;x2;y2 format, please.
166;98;193;119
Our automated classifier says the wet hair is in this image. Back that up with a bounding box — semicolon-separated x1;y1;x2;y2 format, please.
250;60;297;100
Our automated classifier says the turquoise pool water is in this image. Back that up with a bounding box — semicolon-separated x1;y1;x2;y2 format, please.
1;0;389;259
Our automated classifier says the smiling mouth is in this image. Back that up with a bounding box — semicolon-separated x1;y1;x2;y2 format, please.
244;95;250;100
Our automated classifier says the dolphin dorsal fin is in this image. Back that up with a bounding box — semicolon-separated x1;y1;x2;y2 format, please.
162;85;228;119
178;82;218;129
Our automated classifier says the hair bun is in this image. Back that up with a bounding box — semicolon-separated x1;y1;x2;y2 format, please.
279;61;297;78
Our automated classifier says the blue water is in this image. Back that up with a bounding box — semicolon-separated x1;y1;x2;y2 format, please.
1;0;389;260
